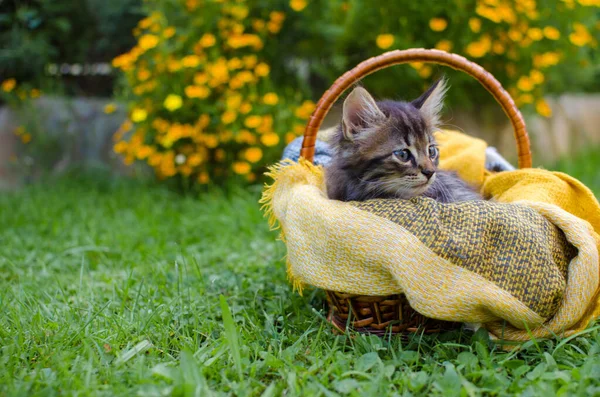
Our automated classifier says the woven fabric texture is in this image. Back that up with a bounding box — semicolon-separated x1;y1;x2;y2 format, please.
261;130;600;341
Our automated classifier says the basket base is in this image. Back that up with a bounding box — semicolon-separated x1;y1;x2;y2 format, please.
325;290;460;336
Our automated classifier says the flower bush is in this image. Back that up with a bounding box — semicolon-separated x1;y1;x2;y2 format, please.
112;2;314;184
113;0;598;185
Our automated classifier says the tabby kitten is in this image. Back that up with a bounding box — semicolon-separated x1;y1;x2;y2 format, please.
326;78;482;203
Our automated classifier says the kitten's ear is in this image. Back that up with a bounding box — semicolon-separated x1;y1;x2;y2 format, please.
411;77;447;129
342;86;385;140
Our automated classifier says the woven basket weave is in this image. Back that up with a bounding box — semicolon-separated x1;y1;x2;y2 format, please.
300;49;533;335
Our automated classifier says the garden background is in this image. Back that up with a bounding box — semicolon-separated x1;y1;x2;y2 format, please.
1;0;600;395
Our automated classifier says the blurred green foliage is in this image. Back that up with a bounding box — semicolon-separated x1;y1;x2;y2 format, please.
0;0;143;95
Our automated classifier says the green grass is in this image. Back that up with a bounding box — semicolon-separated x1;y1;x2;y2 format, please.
1;155;600;396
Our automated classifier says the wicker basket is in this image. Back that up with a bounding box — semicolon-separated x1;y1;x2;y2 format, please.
300;49;533;335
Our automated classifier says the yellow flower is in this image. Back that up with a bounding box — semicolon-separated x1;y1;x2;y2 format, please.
114;141;129;154
215;148;226;161
245;147;263;163
418;66;432;78
182;55;201;68
516;76;534;91
221;110;237;124
131;108;148;122
233;161;251;174
254;63;270;77
240;102;253;114
185;85;210;99
376;34;394;50
198;172;210;184
139;34;159;50
137;68;151;81
543;26;561;40
263;92;279;105
136;145;154;159
204;135;219;148
252;19;265;32
285;132;297;144
533;52;562;68
290;0;307;12
435;40;453;52
527;28;543;41
569;23;593;47
294;100;316;119
163;27;176;39
261;133;280;147
30;89;41;98
138;17;153;29
518;94;534;105
536;99;552;118
469;18;481;33
104;103;117;114
193;73;209;85
197;114;210;129
21;133;32;144
508;29;523;42
226;94;243;109
244;115;262;129
243;55;258;68
530;70;545;84
199;33;216;47
465;35;492;58
227;57;243;69
164;94;183;111
1;78;16;92
492;41;505;54
267;21;282;34
188;153;203;166
429;18;447;32
167;59;182;72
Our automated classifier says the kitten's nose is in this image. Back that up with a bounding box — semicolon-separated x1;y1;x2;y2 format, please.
421;169;435;180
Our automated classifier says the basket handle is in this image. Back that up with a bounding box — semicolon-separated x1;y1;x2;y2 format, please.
300;49;532;169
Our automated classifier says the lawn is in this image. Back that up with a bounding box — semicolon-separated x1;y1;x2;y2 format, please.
1;151;600;396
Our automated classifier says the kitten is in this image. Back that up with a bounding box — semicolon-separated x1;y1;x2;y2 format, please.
326;78;482;203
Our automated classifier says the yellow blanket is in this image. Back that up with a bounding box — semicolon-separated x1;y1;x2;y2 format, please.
261;130;600;341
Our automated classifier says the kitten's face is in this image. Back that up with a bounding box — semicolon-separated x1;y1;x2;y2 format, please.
333;79;446;200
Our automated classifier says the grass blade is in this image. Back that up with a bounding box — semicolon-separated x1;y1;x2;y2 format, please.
220;295;243;380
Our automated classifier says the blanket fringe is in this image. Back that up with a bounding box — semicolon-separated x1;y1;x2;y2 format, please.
260;158;324;295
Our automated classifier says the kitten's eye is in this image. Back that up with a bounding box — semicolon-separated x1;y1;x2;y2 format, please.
393;149;411;162
428;145;438;159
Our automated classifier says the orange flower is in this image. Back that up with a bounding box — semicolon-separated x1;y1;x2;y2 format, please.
199;33;216;47
254;63;270;77
245;147;263;163
104;103;117;114
1;78;16;92
543;26;560;40
516;76;534;91
263;92;279;105
221;110;237;124
536;99;552;118
261;133;280;147
435;40;453;52
139;34;159;50
468;18;481;33
163;27;176;38
429;18;447;32
290;0;307;12
232;161;251;174
244;115;262;128
185;85;210;99
182;55;201;68
376;34;394;50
